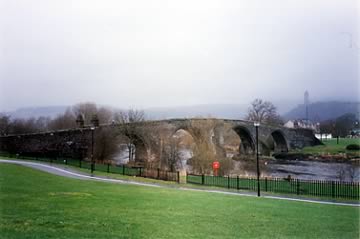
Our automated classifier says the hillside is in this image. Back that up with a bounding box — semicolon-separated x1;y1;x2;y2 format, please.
3;106;68;119
283;101;360;122
2;104;248;120
145;104;248;120
4;101;359;122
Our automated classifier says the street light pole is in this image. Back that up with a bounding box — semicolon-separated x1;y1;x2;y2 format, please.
254;122;260;197
91;127;95;174
90;114;99;175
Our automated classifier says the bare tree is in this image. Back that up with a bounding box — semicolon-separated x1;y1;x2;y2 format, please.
97;106;113;124
48;103;120;163
186;119;218;174
93;127;120;163
0;114;51;135
246;99;283;125
161;136;182;172
218;157;235;176
0;114;11;135
48;109;76;130
34;116;51;131
114;109;147;163
8;118;40;134
72;102;98;125
49;103;115;130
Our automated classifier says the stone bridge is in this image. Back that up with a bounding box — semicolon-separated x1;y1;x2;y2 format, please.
0;118;320;165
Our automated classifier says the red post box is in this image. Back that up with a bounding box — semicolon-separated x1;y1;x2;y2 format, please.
212;161;220;176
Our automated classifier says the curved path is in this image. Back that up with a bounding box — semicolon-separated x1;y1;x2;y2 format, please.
0;159;359;207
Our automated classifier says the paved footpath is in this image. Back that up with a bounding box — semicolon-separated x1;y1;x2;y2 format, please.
1;159;359;207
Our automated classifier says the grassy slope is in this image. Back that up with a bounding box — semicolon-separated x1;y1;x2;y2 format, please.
296;138;360;155
0;164;359;239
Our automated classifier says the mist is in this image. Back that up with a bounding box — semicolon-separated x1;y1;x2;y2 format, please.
0;0;358;112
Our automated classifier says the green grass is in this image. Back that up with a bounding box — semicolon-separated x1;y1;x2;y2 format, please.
0;155;183;185
295;138;360;155
1;156;359;202
1;164;359;239
187;175;360;200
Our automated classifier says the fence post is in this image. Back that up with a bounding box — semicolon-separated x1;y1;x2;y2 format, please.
79;159;82;168
177;171;180;184
122;165;125;175
157;168;160;179
139;167;142;177
202;174;205;185
265;177;268;192
237;176;239;190
296;179;300;195
65;158;68;165
228;176;230;189
107;163;110;173
332;181;335;198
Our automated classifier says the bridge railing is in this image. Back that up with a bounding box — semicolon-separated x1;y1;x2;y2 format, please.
186;174;360;200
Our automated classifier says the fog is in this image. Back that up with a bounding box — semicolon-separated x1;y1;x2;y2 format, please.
0;0;358;112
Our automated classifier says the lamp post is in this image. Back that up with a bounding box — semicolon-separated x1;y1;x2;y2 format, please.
90;114;99;174
333;123;339;145
316;122;321;142
254;121;260;197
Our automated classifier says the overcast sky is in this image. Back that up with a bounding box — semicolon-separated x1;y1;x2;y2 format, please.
0;0;358;112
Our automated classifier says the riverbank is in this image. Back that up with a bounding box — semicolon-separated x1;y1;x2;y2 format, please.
273;152;359;163
294;138;359;157
271;138;360;163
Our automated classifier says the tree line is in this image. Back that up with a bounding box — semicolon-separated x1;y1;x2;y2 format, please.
0;102;132;135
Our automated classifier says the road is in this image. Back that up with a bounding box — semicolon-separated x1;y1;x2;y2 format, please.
0;159;359;207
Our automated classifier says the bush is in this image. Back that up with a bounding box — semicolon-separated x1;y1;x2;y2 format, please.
218;158;235;176
346;144;360;151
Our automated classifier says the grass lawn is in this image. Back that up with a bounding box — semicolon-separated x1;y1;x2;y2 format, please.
0;164;359;239
295;138;360;155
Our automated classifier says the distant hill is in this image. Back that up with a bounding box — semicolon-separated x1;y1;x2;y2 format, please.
2;104;248;120
4;102;360;122
283;101;360;122
145;104;248;120
3;106;68;119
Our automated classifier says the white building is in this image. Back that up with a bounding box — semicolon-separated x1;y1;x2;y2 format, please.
315;133;332;140
284;119;318;132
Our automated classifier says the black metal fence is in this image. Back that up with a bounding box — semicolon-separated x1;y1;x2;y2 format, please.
187;174;360;200
0;153;180;183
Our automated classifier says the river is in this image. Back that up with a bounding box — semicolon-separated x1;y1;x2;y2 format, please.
266;160;359;182
114;147;359;182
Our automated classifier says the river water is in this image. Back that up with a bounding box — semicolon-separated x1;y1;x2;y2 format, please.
113;147;359;182
266;160;359;182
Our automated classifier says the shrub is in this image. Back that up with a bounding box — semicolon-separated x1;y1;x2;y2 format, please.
346;144;360;151
218;157;235;176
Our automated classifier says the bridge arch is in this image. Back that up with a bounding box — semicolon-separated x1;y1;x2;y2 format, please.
173;126;198;143
172;122;223;156
173;122;216;147
270;130;288;153
116;132;150;166
170;128;196;162
232;126;255;155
